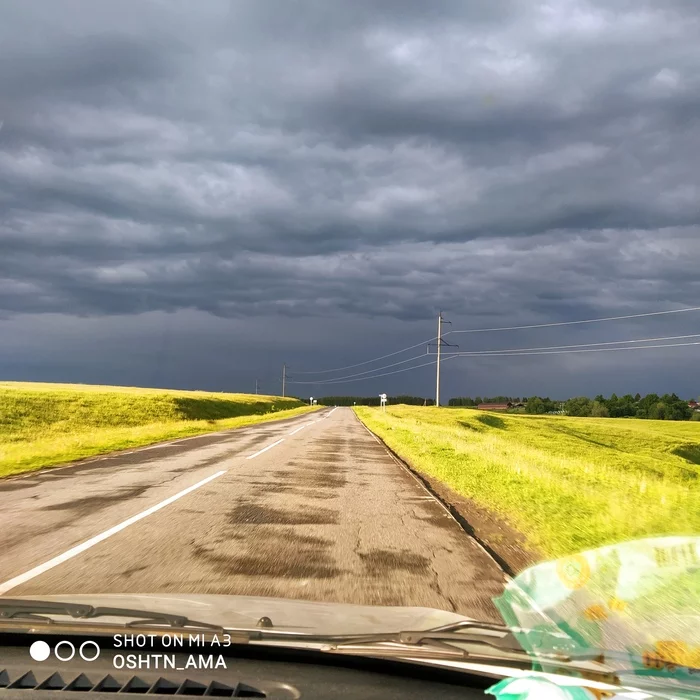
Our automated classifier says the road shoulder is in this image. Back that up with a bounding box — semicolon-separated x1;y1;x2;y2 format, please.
353;411;542;576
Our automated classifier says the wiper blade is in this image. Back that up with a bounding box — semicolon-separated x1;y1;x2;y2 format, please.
306;620;544;657
315;635;621;684
305;621;616;673
0;599;223;632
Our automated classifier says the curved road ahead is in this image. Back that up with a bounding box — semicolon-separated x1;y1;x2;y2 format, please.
0;408;506;621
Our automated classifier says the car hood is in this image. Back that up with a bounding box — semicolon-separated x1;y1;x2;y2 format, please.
9;593;473;635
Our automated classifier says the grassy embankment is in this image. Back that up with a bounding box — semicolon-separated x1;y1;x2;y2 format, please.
354;405;700;559
0;382;317;478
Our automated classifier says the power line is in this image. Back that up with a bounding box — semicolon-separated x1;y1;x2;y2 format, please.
290;335;438;375
284;340;698;391
288;357;437;385
288;352;431;385
286;305;700;384
446;306;700;336
429;333;700;356
439;340;700;359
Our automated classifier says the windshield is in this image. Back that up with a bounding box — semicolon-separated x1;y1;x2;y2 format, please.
1;1;699;697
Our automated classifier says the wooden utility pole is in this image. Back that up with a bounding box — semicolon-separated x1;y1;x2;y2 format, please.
436;313;442;407
282;363;286;398
430;311;456;407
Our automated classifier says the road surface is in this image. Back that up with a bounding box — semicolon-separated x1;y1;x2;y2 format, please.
0;408;506;621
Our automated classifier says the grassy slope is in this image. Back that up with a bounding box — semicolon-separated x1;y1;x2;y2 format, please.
0;382;317;478
354;405;700;559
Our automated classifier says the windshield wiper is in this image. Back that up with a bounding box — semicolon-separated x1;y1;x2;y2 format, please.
305;619;542;656
0;598;223;632
303;620;626;678
0;600;626;682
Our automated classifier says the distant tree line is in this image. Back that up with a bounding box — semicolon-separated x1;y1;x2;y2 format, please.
307;393;698;420
449;393;699;421
523;397;562;414
317;396;435;406
563;393;698;421
449;396;562;413
448;396;524;406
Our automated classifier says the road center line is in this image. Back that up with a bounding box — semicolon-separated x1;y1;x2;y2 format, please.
246;438;284;459
0;469;227;596
288;425;307;436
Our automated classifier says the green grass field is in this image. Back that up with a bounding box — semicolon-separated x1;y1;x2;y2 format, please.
0;382;317;478
354;405;700;560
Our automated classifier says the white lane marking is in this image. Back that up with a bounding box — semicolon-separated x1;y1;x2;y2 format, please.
317;406;339;421
0;470;227;595
246;438;284;459
288;425;307;436
6;414;310;483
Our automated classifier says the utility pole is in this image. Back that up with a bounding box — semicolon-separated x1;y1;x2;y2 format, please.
429;311;458;407
282;363;286;398
255;379;259;395
436;313;442;408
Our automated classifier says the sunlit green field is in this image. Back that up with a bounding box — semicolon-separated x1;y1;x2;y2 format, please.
354;405;700;559
0;382;317;478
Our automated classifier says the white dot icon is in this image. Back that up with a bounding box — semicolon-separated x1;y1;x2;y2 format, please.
30;641;51;662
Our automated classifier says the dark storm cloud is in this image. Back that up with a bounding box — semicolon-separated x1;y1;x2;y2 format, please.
1;0;699;394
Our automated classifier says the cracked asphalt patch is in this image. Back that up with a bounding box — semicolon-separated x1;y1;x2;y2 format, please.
228;502;338;526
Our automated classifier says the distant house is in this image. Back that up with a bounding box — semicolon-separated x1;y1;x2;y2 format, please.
478;403;512;411
689;400;700;411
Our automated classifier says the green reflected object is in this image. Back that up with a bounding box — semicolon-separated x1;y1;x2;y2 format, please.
492;537;700;697
486;675;598;699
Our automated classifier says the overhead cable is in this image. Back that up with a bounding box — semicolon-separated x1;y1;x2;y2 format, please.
290;336;437;375
287;357;437;385
446;306;700;335
439;340;700;359
289;352;430;384
429;333;700;356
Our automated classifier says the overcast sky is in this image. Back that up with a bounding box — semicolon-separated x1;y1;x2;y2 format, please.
1;0;699;400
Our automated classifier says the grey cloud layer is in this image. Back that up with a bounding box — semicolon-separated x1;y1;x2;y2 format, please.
1;0;699;326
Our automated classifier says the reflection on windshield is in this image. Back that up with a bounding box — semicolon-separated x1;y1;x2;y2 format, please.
492;537;700;697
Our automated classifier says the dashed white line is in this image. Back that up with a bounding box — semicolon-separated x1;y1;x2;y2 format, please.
288;425;307;436
318;407;339;421
0;470;227;595
246;438;285;459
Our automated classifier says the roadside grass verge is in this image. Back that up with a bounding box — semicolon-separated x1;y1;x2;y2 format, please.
0;382;317;478
354;405;700;560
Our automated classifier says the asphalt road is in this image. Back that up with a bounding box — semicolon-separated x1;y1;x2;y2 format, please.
0;408;506;621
